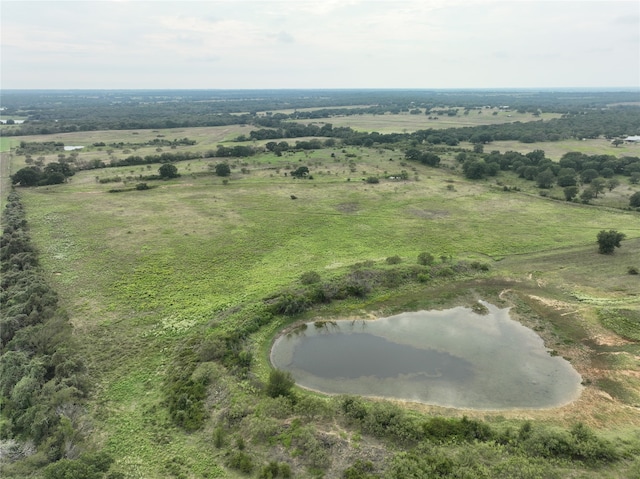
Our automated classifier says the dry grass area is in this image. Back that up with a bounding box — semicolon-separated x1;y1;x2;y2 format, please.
473;138;640;160
297;109;560;133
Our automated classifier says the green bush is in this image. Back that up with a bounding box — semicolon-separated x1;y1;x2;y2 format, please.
417;252;434;265
271;291;311;316
213;426;225;448
300;271;321;285
342;459;377;479
385;255;402;265
266;369;295;398
228;451;254;474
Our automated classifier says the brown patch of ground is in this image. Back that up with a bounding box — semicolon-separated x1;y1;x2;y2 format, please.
406;208;450;219
335;202;360;213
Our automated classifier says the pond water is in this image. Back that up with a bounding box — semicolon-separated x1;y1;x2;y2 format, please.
270;302;582;409
64;145;84;151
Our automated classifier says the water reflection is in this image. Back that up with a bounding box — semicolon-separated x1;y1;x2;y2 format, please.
270;302;582;409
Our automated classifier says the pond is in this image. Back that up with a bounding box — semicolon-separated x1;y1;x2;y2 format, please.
270;302;582;409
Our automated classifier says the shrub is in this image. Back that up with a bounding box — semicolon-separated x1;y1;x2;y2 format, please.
628;266;639;275
300;271;321;285
215;163;231;177
341;270;374;297
385;255;402;265
470;261;490;271
343;459;377;479
417;252;435;265
266;369;295;398
135;182;149;190
228;451;254;474
271;291;311;316
213;426;225;448
417;272;431;283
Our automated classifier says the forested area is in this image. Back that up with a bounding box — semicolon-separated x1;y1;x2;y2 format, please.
0;192;117;477
2;89;639;136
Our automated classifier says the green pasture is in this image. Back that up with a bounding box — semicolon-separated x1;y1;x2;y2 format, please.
0;136;20;152
10;140;640;477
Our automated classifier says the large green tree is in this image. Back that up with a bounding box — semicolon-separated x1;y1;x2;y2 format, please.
596;230;625;254
11;167;41;186
158;163;179;179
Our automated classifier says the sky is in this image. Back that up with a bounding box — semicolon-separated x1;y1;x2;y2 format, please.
1;0;639;90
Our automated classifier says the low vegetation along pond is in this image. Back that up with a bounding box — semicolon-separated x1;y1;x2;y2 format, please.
271;302;582;409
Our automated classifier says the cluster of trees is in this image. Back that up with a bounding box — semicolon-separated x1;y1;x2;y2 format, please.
0;192;97;472
425;107;640;144
14;141;66;156
11;162;75;187
453;149;639;197
243;108;640;149
405;149;442;167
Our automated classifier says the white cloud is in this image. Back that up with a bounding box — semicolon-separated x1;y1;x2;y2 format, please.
1;0;638;89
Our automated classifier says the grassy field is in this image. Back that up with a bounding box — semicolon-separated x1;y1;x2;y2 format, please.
471;138;640;161
5;130;640;477
296;109;561;133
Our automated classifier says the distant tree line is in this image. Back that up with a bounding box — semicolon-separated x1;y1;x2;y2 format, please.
4;90;639;137
241;108;639;147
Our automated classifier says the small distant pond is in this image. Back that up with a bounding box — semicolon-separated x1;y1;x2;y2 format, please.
270;302;582;409
64;145;84;151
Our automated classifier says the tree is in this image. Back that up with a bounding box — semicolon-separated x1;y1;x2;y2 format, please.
214;163;231;177
536;169;555;188
266;369;295;398
606;178;620;192
11;167;41;186
590;177;606;198
291;166;309;178
462;159;486;179
44;161;74;177
630;191;640;208
580;187;596;203
596;230;625;254
563;186;579;201
158;163;178;179
43;171;67;185
580;169;599;184
557;173;577;187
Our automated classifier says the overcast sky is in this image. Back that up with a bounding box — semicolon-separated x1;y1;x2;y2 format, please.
1;0;639;90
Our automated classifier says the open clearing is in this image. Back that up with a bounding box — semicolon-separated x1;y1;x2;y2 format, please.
295;109;561;133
